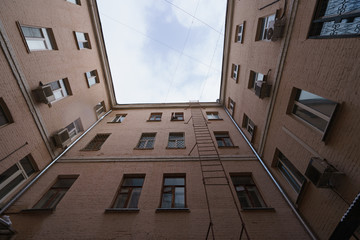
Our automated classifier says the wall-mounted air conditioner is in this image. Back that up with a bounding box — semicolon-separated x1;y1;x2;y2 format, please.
266;18;286;41
305;157;340;188
255;81;271;99
53;128;71;148
32;85;55;104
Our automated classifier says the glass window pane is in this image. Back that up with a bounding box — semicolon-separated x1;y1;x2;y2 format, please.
247;186;266;207
46;190;66;209
53;178;76;188
293;105;328;131
0;165;19;185
113;193;128;208
297;90;337;117
22;27;42;38
231;176;254;185
122;178;144;187
174;187;185;208
0;174;24;200
27;39;47;50
164;177;184;186
128;188;141;208
237;191;251;208
76;32;86;41
20;157;35;176
0;106;9;126
33;189;57;209
277;161;301;193
161;193;172;208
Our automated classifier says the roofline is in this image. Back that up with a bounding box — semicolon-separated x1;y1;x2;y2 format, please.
112;102;222;110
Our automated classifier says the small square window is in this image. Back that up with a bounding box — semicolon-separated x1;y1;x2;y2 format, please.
49;78;71;102
0;98;13;127
82;133;110;151
206;112;221;120
171;112;184;121
85;70;99;87
228;98;235;116
94;101;106;119
235;22;245;43
65;118;83;140
33;176;78;209
248;71;266;90
273;149;306;194
256;14;276;41
167;133;185;149
149;113;162;121
160;175;186;208
230;174;266;209
111;114;126;123
214;132;233;147
136;133;156;149
66;0;81;5
232;64;239;82
74;32;91;49
289;88;338;140
111;176;145;209
19;24;57;51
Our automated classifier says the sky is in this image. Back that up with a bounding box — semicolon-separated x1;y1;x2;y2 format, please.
97;0;227;104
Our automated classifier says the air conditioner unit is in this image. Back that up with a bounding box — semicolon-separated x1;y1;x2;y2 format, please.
53;128;71;148
305;157;339;188
266;18;286;41
255;81;272;99
32;85;55;104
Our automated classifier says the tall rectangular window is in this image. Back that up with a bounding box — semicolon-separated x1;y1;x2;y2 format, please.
171;112;184;121
75;32;91;49
214;132;233;147
82;133;110;151
309;1;360;38
167;133;185;149
94;101;106;118
274;150;306;194
160;175;186;208
231;174;266;209
235;22;245;43
85;70;99;87
228;98;235;116
136;133;156;149
232;64;239;82
149;113;162;121
242;114;256;140
112;176;145;209
33;176;78;209
0;98;13;127
0;155;36;203
256;14;276;41
20;25;56;51
248;71;266;89
290;88;338;139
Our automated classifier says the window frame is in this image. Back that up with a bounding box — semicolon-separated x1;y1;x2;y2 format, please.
48;78;71;103
167;132;185;149
235;22;245;43
256;14;276;41
110;175;145;209
248;71;266;90
0;98;13;128
159;175;186;209
74;31;91;49
65;118;83;140
109;114;127;123
171;112;184;121
135;133;156;149
66;0;81;5
206;112;222;120
287;88;338;141
148;112;162;122
94;101;106;119
85;70;99;88
82;133;111;151
228;97;235;116
17;22;57;52
230;173;267;209
242;114;256;142
232;64;239;82
214;131;234;147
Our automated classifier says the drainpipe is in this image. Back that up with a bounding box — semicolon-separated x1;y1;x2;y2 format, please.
0;110;112;215
224;107;317;240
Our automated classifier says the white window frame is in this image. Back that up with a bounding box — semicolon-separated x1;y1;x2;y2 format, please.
66;0;81;5
65;118;83;140
235;22;245;43
75;32;90;49
206;112;220;120
171;112;184;121
232;64;239;82
258;14;276;41
20;25;55;51
95;101;105;118
86;70;98;87
50;79;68;102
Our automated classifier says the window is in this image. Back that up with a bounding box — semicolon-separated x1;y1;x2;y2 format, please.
82;133;110;151
94;101;106;118
48;78;71;102
248;71;266;89
0;98;13;127
274;150;306;194
19;25;56;51
33;176;78;209
206;112;221;120
149;113;162;121
65;118;83;139
235;22;245;43
167;133;185;149
309;1;360;38
136;133;156;149
256;14;276;41
171;112;184;121
74;32;90;49
232;64;239;82
0;155;36;203
242;114;256;139
228;98;235;116
214;132;233;147
85;70;99;87
231;174;266;209
112;176;145;209
67;0;80;5
160;175;186;208
289;88;338;139
111;114;126;123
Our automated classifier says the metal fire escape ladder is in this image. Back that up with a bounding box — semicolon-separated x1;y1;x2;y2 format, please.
190;105;250;240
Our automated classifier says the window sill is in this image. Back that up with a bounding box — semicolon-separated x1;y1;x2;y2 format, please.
133;147;154;150
147;120;161;122
105;208;139;213
171;119;184;121
156;208;190;213
218;146;239;149
22;208;54;213
241;207;275;212
207;119;223;121
166;147;186;149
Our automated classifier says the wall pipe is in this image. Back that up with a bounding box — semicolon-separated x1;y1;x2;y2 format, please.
0;110;112;215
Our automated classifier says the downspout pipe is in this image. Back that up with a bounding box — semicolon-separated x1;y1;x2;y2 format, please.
0;110;112;215
224;107;317;240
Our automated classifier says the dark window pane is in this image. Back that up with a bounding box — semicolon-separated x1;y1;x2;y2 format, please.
0;174;25;200
161;193;172;208
293;105;328;131
20;156;35;176
53;178;77;188
297;90;337;117
128;188;141;208
247;186;265;207
0;165;19;185
236;190;251;208
113;193;128;208
22;26;42;38
0;105;9;126
231;176;254;185
174;187;185;208
122;178;144;187
277;161;301;193
164;177;184;186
